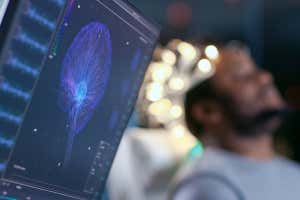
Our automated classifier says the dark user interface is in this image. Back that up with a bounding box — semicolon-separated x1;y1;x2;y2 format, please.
0;0;158;199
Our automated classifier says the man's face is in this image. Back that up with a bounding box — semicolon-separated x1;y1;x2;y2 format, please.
212;48;285;130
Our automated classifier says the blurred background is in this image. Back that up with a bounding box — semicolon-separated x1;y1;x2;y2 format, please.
106;0;300;200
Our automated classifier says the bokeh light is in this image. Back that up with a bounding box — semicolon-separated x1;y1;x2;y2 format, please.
166;2;192;29
197;59;212;73
146;82;164;102
138;40;220;149
168;77;185;91
148;98;172;116
170;105;183;119
150;62;173;82
205;45;219;60
161;49;177;65
171;124;186;138
177;42;197;61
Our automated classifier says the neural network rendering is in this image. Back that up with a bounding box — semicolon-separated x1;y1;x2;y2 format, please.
58;22;112;166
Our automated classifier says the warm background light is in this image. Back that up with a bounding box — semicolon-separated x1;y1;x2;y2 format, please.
150;62;173;82
138;41;219;155
148;99;172;116
146;82;164;102
171;124;186;139
161;49;177;65
197;59;212;73
205;45;219;60
168;77;185;91
177;42;197;61
170;105;183;119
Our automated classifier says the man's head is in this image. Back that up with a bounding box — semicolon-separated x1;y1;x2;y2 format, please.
185;45;286;140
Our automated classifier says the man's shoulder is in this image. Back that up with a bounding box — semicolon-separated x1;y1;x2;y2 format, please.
186;147;237;174
275;156;300;176
173;148;237;187
171;149;300;200
171;174;240;200
171;148;242;200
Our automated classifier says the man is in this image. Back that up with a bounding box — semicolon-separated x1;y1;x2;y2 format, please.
171;45;300;200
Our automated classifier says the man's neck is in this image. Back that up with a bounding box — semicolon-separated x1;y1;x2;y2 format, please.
223;133;275;161
202;132;275;161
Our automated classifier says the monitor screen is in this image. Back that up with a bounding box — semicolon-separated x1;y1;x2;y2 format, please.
0;0;159;199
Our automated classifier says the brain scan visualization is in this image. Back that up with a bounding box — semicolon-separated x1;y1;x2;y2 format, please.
1;0;159;198
58;22;112;166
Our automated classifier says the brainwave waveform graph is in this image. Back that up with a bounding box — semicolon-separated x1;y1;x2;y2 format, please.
58;22;112;166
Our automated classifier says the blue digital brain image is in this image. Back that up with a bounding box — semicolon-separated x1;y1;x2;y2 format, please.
58;22;112;166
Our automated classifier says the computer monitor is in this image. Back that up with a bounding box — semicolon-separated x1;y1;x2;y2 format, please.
0;0;159;199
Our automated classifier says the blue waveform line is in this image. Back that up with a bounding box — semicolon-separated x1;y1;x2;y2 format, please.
27;8;56;30
48;0;65;7
130;48;142;71
17;32;48;53
7;57;39;77
0;82;31;101
0;163;7;172
0;196;17;200
0;136;14;148
0;109;22;125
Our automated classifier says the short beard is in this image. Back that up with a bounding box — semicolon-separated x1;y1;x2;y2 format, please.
233;108;290;136
215;95;290;137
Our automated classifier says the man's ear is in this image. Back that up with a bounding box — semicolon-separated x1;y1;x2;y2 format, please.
191;101;222;127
